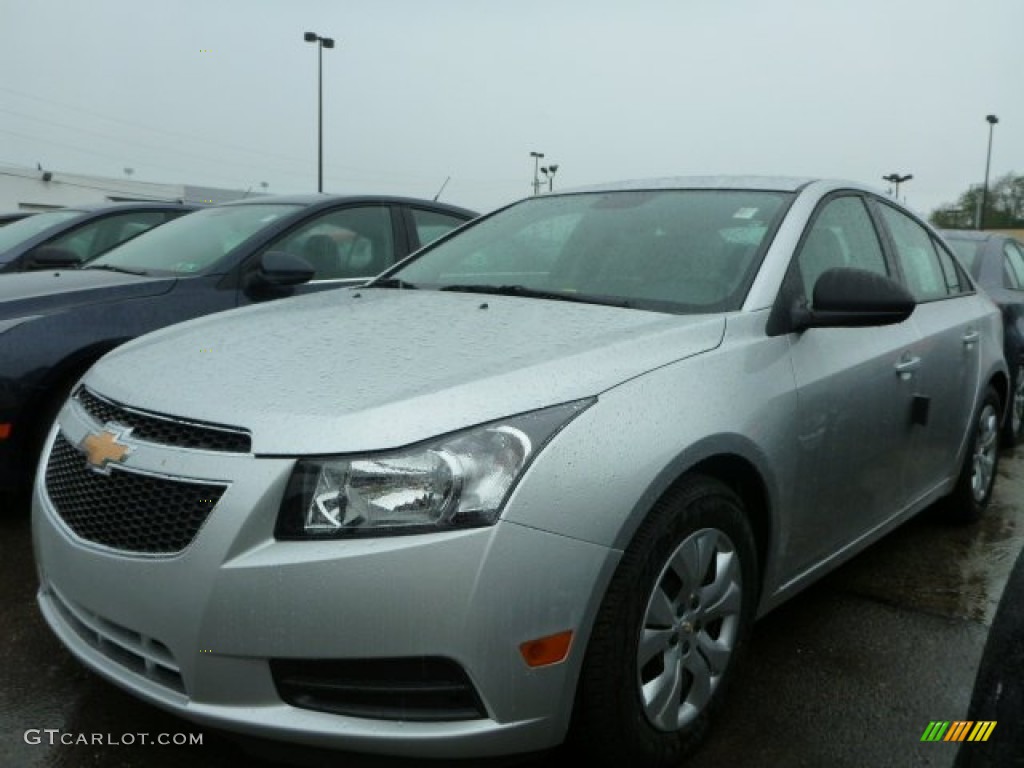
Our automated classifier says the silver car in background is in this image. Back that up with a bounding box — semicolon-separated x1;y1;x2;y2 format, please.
32;177;1007;767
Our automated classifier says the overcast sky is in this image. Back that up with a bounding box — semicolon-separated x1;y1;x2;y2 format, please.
1;0;1021;218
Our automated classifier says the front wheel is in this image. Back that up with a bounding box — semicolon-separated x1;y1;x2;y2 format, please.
569;475;758;768
941;385;1001;524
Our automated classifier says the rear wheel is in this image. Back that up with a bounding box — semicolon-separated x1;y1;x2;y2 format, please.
569;475;758;768
1002;363;1024;448
942;385;1001;524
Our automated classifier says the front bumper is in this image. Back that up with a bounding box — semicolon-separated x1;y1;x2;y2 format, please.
31;397;618;759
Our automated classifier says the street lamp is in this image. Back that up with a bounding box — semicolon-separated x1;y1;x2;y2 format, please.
530;151;545;195
882;173;912;201
304;31;335;193
540;164;559;192
978;114;999;230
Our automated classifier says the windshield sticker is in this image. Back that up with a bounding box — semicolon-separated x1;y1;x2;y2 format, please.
733;208;759;219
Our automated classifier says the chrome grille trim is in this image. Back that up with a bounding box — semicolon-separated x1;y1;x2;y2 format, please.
74;387;252;454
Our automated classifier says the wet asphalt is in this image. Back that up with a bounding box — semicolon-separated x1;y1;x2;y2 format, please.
2;453;1023;768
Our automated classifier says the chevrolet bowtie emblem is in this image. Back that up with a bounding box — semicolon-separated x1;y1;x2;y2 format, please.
80;428;132;473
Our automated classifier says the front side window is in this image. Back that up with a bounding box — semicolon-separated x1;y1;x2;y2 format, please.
390;189;792;313
795;196;888;304
878;205;950;302
262;206;394;280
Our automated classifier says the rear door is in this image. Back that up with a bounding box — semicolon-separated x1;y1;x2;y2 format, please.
872;200;984;502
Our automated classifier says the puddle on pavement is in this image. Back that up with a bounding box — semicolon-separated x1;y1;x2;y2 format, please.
828;449;1024;626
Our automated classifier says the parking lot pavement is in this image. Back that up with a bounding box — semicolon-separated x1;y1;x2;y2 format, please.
3;453;1023;768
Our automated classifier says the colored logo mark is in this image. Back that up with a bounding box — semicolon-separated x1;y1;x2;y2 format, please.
921;720;996;742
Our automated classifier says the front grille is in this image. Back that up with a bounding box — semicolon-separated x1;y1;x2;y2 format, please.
270;657;487;721
75;387;252;453
45;432;225;555
46;583;185;694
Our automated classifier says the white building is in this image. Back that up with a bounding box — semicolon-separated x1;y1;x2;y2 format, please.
0;164;258;211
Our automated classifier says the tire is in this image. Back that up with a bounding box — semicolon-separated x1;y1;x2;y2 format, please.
942;385;1001;524
569;475;758;768
1002;363;1024;449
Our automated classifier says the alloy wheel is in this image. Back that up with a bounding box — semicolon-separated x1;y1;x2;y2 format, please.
972;402;1000;503
637;527;742;731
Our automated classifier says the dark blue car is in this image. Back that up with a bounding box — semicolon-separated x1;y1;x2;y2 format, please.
942;229;1024;446
0;193;476;502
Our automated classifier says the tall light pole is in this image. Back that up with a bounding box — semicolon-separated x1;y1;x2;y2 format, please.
530;151;544;195
978;114;999;230
540;164;559;192
882;173;912;202
304;31;335;193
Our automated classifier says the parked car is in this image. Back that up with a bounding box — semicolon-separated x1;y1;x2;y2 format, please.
941;229;1024;446
0;194;476;500
32;177;1005;768
0;211;38;227
0;202;197;272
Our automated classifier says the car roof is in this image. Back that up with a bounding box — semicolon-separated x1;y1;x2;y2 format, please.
555;175;820;195
218;193;478;216
60;201;198;213
939;229;996;241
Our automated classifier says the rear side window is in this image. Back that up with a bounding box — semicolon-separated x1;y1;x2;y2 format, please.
1004;241;1024;291
409;208;468;249
878;205;959;301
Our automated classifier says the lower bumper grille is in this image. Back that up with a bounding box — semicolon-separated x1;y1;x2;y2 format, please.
270;657;487;721
46;583;185;694
45;432;225;555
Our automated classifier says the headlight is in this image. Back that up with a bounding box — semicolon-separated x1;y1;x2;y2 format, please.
275;399;593;539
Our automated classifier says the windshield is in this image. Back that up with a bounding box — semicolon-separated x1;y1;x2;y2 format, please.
0;209;83;257
87;203;302;275
388;189;792;313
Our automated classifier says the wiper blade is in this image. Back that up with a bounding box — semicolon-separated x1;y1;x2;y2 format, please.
438;284;632;308
368;277;418;289
84;264;149;276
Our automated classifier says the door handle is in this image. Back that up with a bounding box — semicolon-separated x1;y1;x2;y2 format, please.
895;355;921;380
962;329;980;346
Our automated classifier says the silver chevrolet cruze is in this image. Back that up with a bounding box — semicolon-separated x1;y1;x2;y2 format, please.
32;177;1007;767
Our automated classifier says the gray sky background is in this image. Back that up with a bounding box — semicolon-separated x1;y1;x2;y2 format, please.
1;0;1021;218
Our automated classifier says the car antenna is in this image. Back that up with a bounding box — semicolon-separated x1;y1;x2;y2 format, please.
433;176;450;202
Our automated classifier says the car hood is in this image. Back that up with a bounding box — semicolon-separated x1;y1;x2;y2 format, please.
0;269;174;317
88;288;726;454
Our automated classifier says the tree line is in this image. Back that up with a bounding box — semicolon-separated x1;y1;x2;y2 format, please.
929;172;1024;230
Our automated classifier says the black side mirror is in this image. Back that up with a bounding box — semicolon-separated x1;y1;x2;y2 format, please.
249;251;316;289
24;246;81;270
791;267;915;331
